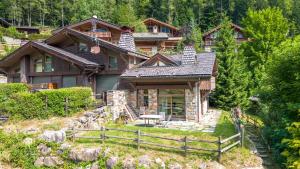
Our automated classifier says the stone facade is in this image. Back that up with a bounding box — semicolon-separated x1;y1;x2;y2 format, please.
147;89;158;114
106;90;129;120
185;88;198;121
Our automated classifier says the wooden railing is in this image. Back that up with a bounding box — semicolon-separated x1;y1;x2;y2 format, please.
67;126;244;161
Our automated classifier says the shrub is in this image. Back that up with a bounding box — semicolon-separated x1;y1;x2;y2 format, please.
36;87;93;117
0;83;28;102
28;33;51;40
6;92;45;119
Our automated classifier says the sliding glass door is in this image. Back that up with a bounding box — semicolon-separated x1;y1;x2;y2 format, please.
158;89;185;120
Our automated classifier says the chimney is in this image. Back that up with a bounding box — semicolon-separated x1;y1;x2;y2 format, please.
119;26;135;52
182;44;197;65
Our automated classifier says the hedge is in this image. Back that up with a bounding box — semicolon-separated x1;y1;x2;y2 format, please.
0;83;28;102
0;84;94;119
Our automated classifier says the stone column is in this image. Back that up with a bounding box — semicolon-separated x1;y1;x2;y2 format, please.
185;88;197;121
148;89;158;114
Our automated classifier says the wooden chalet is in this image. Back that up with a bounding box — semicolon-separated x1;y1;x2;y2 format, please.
0;18;217;122
0;18;40;34
203;23;247;52
134;18;183;55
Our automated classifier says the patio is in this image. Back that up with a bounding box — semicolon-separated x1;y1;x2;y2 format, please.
129;109;222;132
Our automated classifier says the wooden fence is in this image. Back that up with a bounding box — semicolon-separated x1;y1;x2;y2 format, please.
67;126;244;162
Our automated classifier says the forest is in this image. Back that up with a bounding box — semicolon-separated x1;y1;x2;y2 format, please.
0;0;299;169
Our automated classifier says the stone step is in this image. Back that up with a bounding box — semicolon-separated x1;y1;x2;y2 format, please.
257;150;268;153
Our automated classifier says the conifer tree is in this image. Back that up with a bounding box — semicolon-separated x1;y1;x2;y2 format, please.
210;17;250;110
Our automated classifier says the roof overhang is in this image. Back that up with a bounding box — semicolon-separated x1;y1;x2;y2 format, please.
143;18;179;31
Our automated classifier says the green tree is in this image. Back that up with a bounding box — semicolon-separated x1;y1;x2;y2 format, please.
210;18;250;110
259;36;300;168
241;7;289;91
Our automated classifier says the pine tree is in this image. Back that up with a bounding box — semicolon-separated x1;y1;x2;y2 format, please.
210;17;250;110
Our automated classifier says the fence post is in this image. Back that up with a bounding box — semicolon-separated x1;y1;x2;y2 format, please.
184;136;188;157
218;136;222;162
137;129;141;150
101;126;105;144
240;125;245;147
64;97;69;113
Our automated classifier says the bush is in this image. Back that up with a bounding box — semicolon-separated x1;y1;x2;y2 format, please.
6;92;45;119
28;33;51;40
0;26;25;39
0;84;93;119
0;83;28;102
36;87;93;117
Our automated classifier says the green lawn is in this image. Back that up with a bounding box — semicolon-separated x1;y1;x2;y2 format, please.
69;111;239;165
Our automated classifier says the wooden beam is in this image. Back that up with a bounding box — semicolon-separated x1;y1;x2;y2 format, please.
136;84;189;89
187;81;193;92
120;54;128;64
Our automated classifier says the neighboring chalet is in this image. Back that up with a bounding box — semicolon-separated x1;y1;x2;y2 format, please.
0;18;217;122
0;18;40;34
133;18;182;55
202;23;247;52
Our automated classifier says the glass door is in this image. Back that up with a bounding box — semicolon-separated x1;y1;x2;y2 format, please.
158;89;185;120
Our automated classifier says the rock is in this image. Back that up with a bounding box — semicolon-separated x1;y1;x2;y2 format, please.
37;143;51;156
106;156;118;169
168;163;182;169
84;112;95;117
102;147;110;157
138;155;151;168
60;143;71;150
206;161;226;169
87;121;100;129
39;130;66;143
43;156;63;167
69;148;101;162
122;156;135;169
23;137;33;145
22;127;40;134
34;157;45;167
199;162;207;169
34;156;63;167
90;162;99;169
78;117;88;123
155;158;165;169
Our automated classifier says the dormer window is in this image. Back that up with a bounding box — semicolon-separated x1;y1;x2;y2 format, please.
152;61;166;67
109;56;118;70
79;43;88;52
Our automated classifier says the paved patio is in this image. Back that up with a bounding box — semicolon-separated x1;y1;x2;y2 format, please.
129;109;222;132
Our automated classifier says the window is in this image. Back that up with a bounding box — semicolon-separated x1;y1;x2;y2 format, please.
161;26;170;33
152;61;166;67
34;56;54;73
108;56;118;70
44;56;53;72
34;58;43;72
79;43;88;52
143;90;149;107
95;28;108;32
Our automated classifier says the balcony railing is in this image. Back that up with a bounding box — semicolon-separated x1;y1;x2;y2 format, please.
84;31;112;38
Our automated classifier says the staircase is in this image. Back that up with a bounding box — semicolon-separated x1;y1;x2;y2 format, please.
244;123;277;168
124;104;139;121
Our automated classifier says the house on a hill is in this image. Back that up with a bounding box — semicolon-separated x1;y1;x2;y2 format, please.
203;23;247;52
0;18;216;122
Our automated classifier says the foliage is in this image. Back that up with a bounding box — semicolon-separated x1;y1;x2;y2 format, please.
213;111;236;137
0;84;93;119
281;122;300;169
259;36;300;167
0;26;25;39
240;7;290;90
210;17;250;110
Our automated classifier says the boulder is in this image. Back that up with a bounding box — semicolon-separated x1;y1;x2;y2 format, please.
60;143;71;150
78;116;88;123
84;112;95;117
34;156;63;167
155;158;165;169
23;137;33;145
122;156;135;169
106;156;118;169
138;155;151;168
39;130;66;143
69;148;101;162
37;143;51;156
168;163;182;169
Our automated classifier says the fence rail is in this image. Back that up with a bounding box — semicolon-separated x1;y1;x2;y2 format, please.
67;125;244;161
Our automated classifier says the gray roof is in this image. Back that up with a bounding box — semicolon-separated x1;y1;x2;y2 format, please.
121;52;216;78
133;32;169;41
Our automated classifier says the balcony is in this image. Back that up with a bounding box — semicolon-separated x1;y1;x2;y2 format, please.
84;31;112;38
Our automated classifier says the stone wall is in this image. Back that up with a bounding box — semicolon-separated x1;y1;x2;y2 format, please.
185;89;197;121
106;90;129;120
147;89;158;114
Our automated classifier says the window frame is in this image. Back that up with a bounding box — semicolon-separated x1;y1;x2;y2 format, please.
33;55;54;73
108;55;118;70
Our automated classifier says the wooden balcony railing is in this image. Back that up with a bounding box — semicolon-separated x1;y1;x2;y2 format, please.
84;31;112;38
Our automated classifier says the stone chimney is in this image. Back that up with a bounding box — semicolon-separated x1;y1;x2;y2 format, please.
182;44;197;65
119;26;135;52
